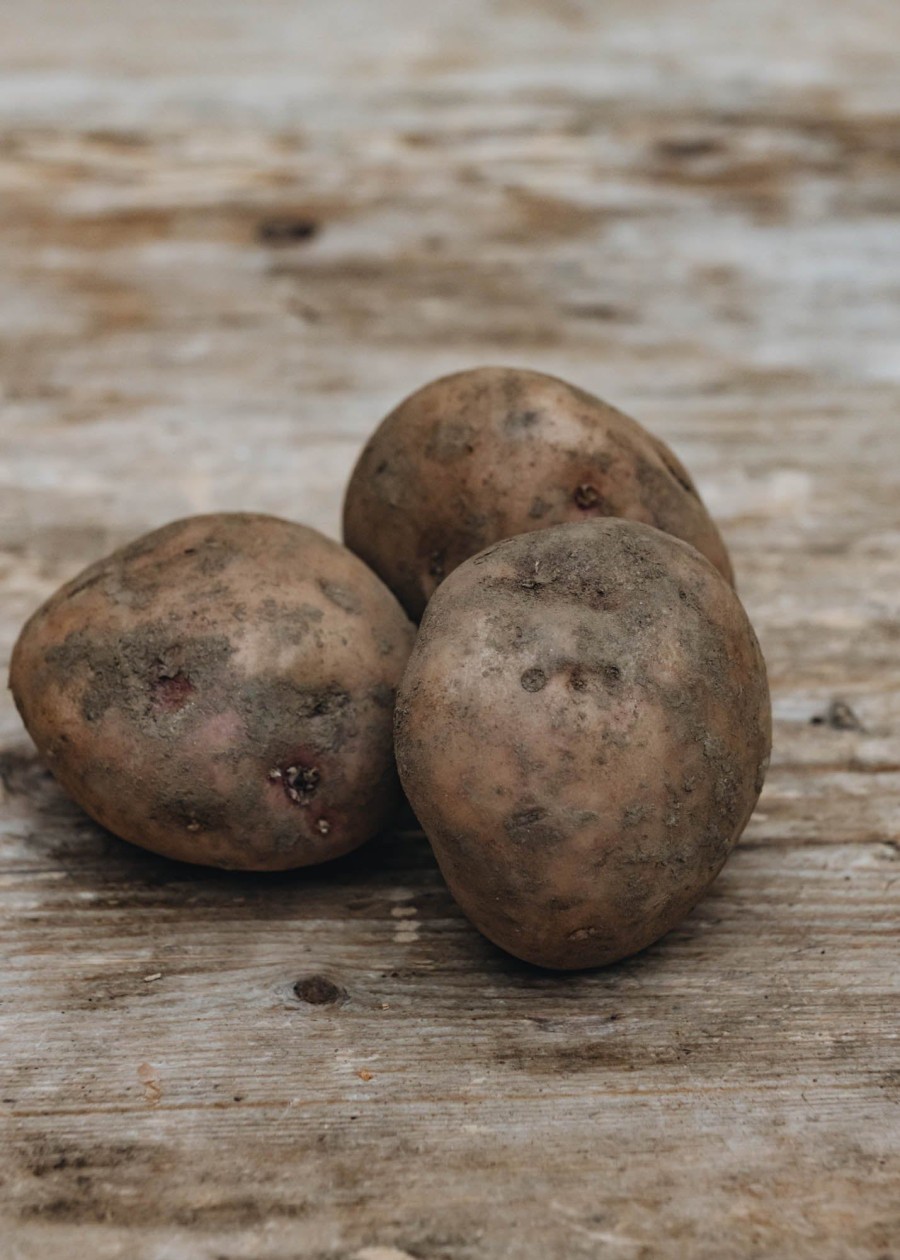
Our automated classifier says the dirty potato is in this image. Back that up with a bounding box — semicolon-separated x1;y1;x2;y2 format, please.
10;513;415;869
343;366;733;619
395;519;770;969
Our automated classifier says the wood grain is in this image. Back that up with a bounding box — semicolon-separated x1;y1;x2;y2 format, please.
1;1;898;1256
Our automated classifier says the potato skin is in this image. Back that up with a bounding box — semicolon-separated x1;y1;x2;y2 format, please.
343;366;733;620
395;519;770;969
10;513;415;870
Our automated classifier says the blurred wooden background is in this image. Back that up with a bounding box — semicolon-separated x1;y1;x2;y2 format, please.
1;2;898;1257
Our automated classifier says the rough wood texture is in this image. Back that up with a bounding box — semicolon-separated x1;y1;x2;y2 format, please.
1;2;898;1257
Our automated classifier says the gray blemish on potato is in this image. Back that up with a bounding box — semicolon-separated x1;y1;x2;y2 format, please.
236;678;353;756
43;624;235;726
151;786;232;838
622;802;649;828
258;599;324;646
424;419;476;463
520;667;547;692
371;681;395;710
317;580;362;615
193;544;237;579
503;408;541;434
504;806;563;847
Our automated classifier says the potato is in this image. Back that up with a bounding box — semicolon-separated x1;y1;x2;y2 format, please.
10;513;415;870
344;366;733;619
395;519;770;969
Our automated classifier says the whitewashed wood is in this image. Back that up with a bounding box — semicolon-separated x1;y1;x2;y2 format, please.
1;1;899;1257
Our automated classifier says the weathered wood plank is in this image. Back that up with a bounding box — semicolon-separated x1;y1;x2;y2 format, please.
2;826;898;1256
1;1;898;1257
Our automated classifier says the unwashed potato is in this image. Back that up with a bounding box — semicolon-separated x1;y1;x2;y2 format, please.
343;366;733;619
395;519;770;969
10;513;415;870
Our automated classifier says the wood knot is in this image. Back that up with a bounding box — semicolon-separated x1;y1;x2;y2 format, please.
257;216;319;245
294;975;345;1006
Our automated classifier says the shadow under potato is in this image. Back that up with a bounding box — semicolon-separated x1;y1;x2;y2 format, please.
1;742;433;886
1;743;736;979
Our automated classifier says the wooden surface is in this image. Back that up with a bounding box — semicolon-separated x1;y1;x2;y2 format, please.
1;2;899;1256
